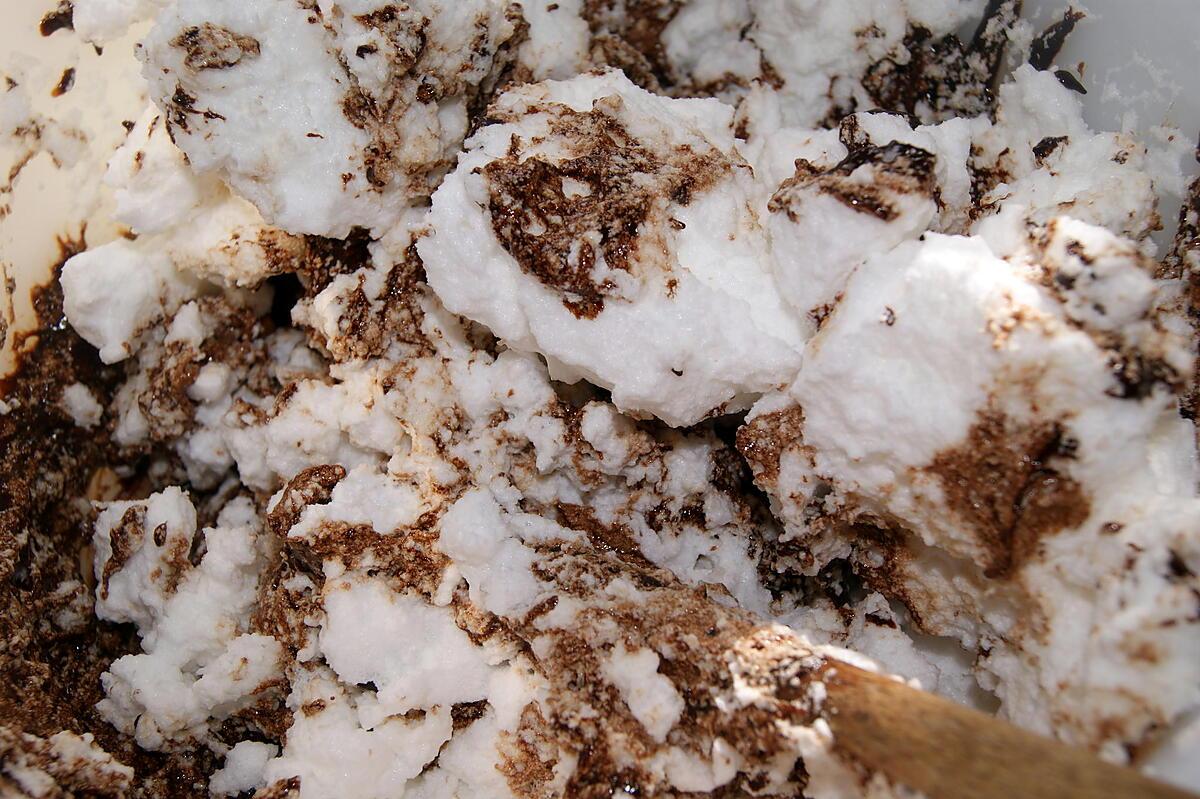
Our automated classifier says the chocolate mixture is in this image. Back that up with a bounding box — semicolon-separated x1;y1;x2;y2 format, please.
926;407;1089;578
484;102;729;318
3;0;1188;794
0;240;220;797
769;140;938;224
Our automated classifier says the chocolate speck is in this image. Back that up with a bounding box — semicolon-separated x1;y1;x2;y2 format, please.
736;406;806;486
927;407;1090;577
769;141;937;223
483;103;728;318
171;24;261;71
809;300;839;330
1167;550;1195;582
1033;135;1068;165
1029;8;1085;71
99;506;145;598
1106;351;1180;401
1054;69;1087;94
39;1;74;36
257;777;301;799
50;67;75;98
451;699;489;731
865;611;897;629
164;83;226;132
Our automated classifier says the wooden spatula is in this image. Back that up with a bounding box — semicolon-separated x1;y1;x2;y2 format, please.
816;659;1196;799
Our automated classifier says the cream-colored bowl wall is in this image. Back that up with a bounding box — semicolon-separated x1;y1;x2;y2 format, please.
0;0;147;376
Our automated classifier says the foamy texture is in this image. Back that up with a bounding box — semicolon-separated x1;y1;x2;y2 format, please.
421;71;805;426
29;0;1200;795
136;0;520;237
741;221;1197;756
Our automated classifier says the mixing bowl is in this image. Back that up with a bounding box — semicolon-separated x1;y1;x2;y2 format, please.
1;0;1197;790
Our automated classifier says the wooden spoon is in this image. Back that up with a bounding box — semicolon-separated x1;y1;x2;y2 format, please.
818;660;1196;799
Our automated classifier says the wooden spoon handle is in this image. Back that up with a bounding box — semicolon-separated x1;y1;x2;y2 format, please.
818;661;1197;799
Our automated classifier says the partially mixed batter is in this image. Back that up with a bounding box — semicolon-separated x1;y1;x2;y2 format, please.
1;0;1199;796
